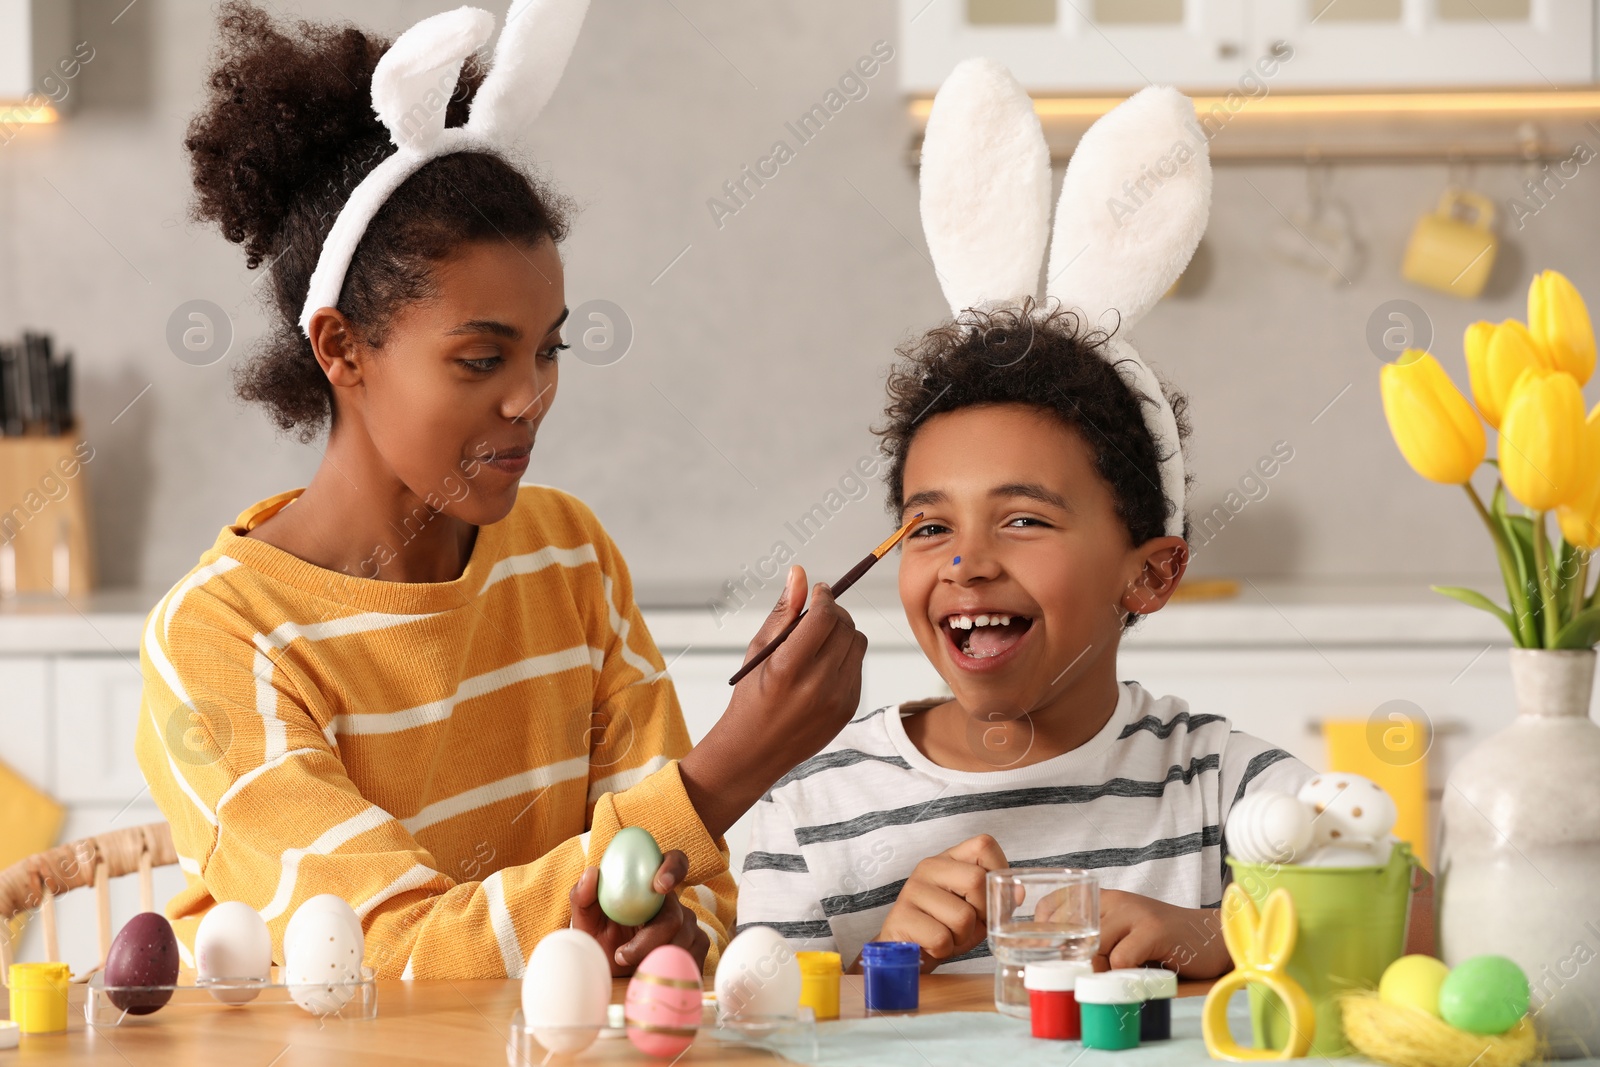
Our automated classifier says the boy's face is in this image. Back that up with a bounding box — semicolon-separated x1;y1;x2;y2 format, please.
897;402;1183;725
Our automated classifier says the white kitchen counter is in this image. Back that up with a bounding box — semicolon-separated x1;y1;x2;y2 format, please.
0;579;1526;976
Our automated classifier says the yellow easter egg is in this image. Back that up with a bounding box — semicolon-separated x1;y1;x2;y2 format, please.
1379;954;1451;1017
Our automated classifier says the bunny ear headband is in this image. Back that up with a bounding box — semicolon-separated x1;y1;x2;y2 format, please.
918;59;1212;539
297;0;589;337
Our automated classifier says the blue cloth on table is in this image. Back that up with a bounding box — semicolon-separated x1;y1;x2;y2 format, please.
738;995;1584;1067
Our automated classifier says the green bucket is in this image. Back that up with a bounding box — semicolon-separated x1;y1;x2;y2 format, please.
1226;842;1418;1057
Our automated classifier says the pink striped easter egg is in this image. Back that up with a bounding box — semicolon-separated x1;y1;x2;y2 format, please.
624;945;702;1058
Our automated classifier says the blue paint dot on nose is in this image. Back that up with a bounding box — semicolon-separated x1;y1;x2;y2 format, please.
953;556;961;565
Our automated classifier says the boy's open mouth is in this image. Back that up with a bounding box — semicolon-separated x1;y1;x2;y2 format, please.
941;612;1034;660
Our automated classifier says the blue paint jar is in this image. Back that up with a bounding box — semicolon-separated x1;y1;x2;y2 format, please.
860;941;920;1012
1110;967;1178;1041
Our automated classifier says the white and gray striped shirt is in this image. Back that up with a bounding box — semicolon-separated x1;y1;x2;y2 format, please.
736;681;1313;971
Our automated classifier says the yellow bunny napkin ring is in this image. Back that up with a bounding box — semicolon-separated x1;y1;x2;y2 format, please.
1202;885;1317;1060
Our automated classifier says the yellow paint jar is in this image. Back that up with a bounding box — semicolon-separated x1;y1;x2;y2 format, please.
9;962;71;1035
797;951;841;1021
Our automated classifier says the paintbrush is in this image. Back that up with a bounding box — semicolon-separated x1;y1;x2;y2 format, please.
727;512;923;685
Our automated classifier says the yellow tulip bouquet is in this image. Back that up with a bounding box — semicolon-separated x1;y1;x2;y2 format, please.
1382;270;1599;648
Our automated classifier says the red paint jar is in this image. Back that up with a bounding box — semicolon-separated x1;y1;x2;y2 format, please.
1024;960;1093;1040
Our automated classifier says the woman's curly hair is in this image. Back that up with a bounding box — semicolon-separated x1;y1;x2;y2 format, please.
185;2;571;440
875;302;1194;554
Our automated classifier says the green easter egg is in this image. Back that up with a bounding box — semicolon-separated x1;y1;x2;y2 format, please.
1438;955;1530;1035
1379;954;1451;1016
598;826;666;927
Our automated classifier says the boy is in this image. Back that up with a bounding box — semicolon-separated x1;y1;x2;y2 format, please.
735;307;1313;976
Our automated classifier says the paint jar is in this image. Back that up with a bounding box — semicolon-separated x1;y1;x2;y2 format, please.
860;941;919;1012
9;962;70;1035
797;951;841;1021
1110;967;1178;1041
1075;972;1142;1051
1024;959;1092;1040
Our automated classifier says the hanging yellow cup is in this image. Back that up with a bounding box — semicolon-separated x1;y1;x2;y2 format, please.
1401;189;1498;299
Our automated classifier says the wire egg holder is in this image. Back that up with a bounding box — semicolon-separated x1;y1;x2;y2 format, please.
84;967;379;1026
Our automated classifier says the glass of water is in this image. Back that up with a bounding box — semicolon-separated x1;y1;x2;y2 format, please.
985;868;1098;1018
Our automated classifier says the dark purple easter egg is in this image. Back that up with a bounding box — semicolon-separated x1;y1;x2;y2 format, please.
104;912;181;1014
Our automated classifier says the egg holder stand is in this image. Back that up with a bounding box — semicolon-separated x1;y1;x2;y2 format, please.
507;1000;818;1062
83;966;378;1027
1206;842;1419;1059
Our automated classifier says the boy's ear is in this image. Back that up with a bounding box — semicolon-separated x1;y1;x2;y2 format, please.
1121;537;1188;617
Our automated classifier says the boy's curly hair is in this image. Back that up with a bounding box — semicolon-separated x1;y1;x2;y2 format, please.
185;2;572;440
875;301;1193;559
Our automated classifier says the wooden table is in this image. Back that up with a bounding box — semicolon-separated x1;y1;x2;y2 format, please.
11;975;1214;1065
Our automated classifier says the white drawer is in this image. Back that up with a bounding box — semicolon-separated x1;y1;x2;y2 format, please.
52;656;149;804
1118;646;1518;777
0;657;50;792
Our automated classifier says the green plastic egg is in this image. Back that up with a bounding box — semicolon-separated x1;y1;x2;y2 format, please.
597;826;666;927
1438;955;1530;1035
1379;954;1450;1016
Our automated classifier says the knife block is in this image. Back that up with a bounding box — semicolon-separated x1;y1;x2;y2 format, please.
0;433;94;595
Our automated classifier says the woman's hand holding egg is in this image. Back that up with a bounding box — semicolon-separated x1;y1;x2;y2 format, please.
570;846;710;976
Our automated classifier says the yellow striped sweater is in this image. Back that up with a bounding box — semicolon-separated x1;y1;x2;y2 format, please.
135;485;735;979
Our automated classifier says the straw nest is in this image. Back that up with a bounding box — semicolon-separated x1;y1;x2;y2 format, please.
1340;991;1538;1067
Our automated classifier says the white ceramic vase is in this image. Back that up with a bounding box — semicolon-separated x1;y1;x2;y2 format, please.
1439;648;1600;1058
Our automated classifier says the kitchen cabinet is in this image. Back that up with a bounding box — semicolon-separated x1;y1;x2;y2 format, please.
900;0;1597;92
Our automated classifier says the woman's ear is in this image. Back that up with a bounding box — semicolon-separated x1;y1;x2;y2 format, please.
1122;536;1188;616
306;307;364;388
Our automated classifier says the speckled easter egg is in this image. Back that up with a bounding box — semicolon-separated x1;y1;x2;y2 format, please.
1379;954;1451;1016
104;912;181;1014
598;827;666;927
624;945;702;1057
1439;955;1531;1035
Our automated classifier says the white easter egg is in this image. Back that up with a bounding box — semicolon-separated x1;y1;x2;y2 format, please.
715;925;801;1020
195;901;272;1004
285;893;363;950
283;910;364;1015
1227;790;1313;865
1254;791;1315;863
1299;773;1396;845
521;929;611;1054
1224;792;1261;861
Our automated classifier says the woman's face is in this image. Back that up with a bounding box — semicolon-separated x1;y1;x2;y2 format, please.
349;237;567;525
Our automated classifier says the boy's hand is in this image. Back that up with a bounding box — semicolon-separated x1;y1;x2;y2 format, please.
1094;889;1230;978
681;566;868;840
874;835;1008;971
569;849;710;977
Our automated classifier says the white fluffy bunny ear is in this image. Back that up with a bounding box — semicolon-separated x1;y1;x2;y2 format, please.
1046;86;1211;331
1106;336;1186;539
372;7;496;151
298;0;589;337
467;0;591;144
919;58;1052;317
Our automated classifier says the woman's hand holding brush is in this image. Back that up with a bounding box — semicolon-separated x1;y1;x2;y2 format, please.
679;565;867;842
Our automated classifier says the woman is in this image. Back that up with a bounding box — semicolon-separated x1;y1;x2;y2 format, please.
135;1;865;980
